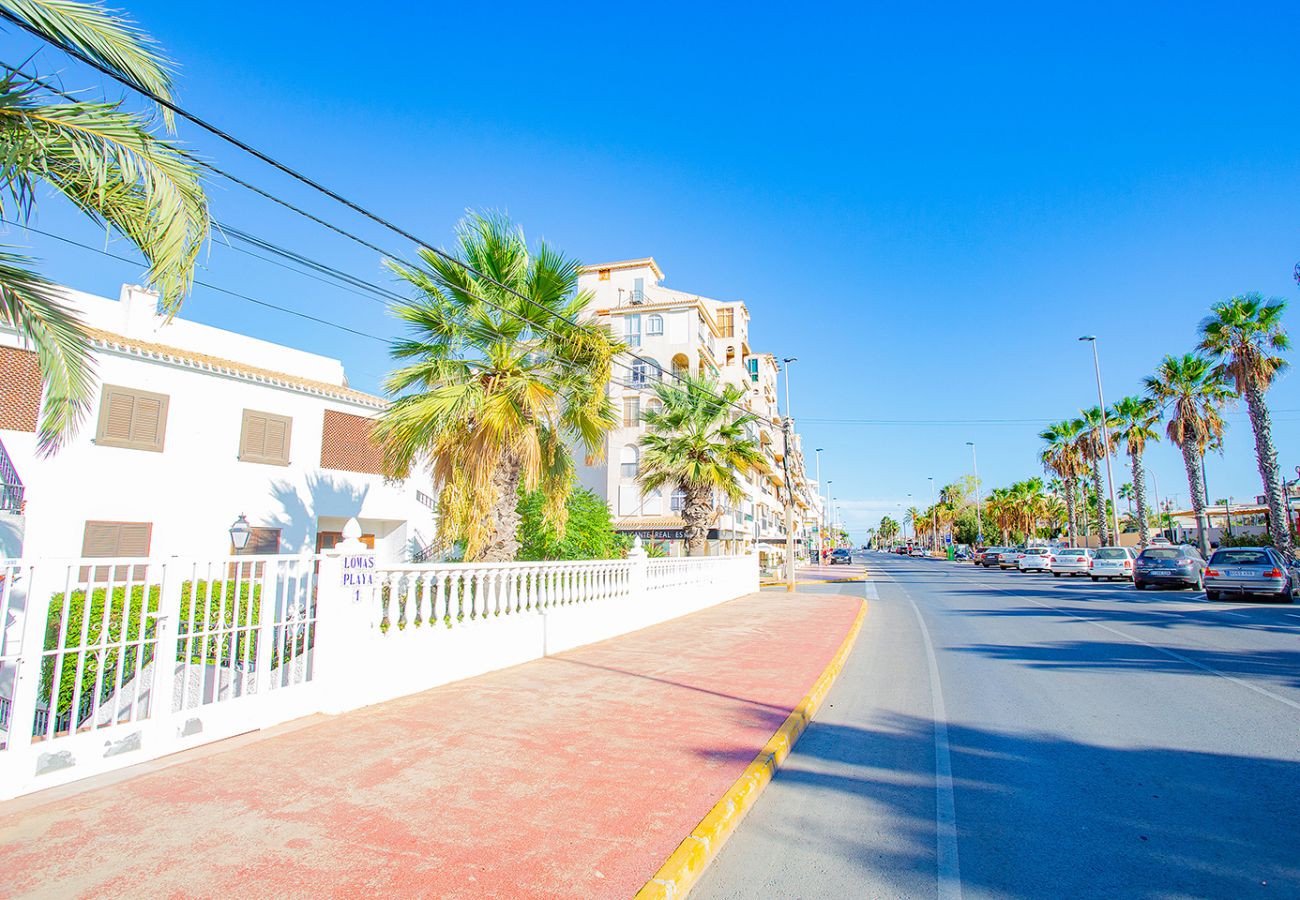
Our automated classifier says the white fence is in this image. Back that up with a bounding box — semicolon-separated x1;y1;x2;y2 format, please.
0;549;756;799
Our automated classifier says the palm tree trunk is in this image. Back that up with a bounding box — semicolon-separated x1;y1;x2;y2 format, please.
1130;449;1151;548
682;484;712;557
480;451;524;562
1244;382;1293;558
1064;476;1078;545
1091;460;1107;545
1180;442;1210;557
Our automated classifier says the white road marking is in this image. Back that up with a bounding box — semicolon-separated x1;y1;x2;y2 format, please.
964;571;1300;714
876;565;964;900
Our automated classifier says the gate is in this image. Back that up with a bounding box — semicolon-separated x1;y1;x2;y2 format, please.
0;554;320;799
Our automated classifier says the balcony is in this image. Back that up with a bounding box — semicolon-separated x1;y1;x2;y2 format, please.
0;438;23;514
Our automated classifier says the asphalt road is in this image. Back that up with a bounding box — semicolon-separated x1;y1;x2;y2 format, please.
693;552;1300;899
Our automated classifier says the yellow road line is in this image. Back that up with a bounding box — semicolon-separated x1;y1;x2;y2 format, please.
634;596;869;899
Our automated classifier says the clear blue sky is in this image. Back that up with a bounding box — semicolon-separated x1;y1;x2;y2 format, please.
6;1;1300;541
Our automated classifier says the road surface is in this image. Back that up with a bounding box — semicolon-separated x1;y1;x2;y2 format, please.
694;551;1300;899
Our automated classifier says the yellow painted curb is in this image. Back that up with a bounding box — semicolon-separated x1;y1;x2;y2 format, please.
633;596;869;900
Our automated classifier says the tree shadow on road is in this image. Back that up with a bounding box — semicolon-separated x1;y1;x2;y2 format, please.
693;712;1300;899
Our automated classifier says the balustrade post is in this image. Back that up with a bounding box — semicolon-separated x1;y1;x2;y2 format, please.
627;538;649;605
315;546;380;715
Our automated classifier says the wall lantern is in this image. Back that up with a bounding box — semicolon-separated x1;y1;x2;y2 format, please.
229;514;252;551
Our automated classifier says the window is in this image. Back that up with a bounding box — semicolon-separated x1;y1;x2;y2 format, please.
717;307;735;337
632;277;645;304
671;489;686;512
239;409;292;465
95;385;168;452
233;527;282;555
747;358;759;383
625;314;641;348
646;314;664;336
598;268;611;281
320;410;385;475
630;359;649;386
623;397;641;427
81;520;151;581
725;347;735;366
316;531;376;551
620;445;639;479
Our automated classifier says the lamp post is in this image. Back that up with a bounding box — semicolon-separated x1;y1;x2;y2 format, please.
781;357;798;421
815;448;824;562
229;514;252;552
966;441;983;546
928;476;936;553
1079;336;1122;545
1149;468;1164;542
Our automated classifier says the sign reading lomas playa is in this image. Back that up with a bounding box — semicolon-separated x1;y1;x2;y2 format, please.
342;552;377;592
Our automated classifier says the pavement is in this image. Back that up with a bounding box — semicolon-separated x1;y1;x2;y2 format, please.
694;552;1300;899
762;562;867;586
0;590;861;899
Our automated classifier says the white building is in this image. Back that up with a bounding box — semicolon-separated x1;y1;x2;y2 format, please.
574;258;821;565
0;284;436;562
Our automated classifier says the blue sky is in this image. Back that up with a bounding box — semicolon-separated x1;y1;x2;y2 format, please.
5;1;1300;540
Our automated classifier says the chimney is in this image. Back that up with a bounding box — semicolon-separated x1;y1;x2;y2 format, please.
118;284;161;338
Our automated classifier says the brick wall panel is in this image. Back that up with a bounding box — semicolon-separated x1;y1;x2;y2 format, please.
0;346;41;432
320;409;385;475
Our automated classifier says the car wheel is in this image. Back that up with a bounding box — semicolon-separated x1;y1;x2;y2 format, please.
1205;590;1220;601
1090;576;1098;582
1052;572;1061;577
1192;574;1204;591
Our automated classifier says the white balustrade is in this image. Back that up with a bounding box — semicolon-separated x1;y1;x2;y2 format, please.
0;549;756;800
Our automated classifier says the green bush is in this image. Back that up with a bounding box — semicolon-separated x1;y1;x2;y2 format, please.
42;578;268;722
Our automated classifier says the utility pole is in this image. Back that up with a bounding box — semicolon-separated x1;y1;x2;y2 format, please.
928;477;936;554
1149;469;1163;541
1079;336;1121;545
815;448;824;564
781;416;796;592
967;441;983;546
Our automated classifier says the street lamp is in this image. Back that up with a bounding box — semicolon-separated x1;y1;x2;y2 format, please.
781;357;798;421
815;448;824;561
928;476;936;552
229;513;252;552
1079;336;1122;546
966;441;983;545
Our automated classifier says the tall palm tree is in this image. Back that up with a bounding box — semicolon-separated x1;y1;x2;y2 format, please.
0;0;209;452
1144;354;1235;557
1040;419;1084;544
375;213;622;562
1199;294;1293;556
638;374;767;557
1075;407;1114;545
904;506;921;542
1111;396;1160;548
1117;481;1135;517
987;487;1013;544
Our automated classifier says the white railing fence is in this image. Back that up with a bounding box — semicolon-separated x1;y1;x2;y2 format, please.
0;549;756;799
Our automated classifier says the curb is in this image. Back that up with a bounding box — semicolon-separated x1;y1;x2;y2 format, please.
633;596;869;900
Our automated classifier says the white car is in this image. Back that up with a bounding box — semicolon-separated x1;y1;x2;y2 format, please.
1090;546;1136;580
1050;547;1094;576
1017;547;1053;572
999;549;1025;569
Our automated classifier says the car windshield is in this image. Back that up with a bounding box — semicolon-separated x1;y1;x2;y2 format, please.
1026;549;1047;555
1141;548;1181;560
1061;548;1086;555
1208;549;1271;566
1095;549;1128;560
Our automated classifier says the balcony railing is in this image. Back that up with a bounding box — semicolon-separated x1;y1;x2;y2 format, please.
0;438;23;513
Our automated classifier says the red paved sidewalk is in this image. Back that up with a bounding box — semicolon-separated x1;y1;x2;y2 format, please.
765;562;867;583
0;591;861;899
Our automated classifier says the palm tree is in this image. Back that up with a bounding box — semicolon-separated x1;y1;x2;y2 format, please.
904;506;921;542
1111;396;1160;548
1040;419;1085;544
987;487;1013;544
1117;482;1135;517
375;213;622;562
638;374;767;557
1075;407;1115;545
0;0;209;452
1199;294;1293;556
1144;354;1235;557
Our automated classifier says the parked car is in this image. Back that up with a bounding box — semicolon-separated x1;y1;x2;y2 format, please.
1090;546;1136;581
976;547;1005;567
1017;547;1053;572
1204;547;1298;602
829;548;853;566
1049;547;1094;577
1133;545;1205;591
909;546;929;557
999;548;1026;570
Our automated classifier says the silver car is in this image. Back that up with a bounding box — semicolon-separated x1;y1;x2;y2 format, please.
1204;547;1298;602
1090;546;1136;581
1050;547;1094;576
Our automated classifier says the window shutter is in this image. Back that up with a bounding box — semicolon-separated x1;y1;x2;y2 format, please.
240;410;291;465
82;522;120;557
96;386;168;451
81;521;151;581
118;523;152;557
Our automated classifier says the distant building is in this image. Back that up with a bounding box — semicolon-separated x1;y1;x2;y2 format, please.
0;284;436;562
574;258;822;564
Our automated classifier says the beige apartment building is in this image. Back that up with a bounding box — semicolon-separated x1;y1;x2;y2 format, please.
574;258;822;566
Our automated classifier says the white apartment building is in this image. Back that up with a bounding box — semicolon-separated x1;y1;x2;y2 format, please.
574;258;821;564
0;284;436;563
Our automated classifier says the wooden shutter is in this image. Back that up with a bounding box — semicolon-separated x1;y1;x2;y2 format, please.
239;410;292;465
96;386;168;451
81;521;152;581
